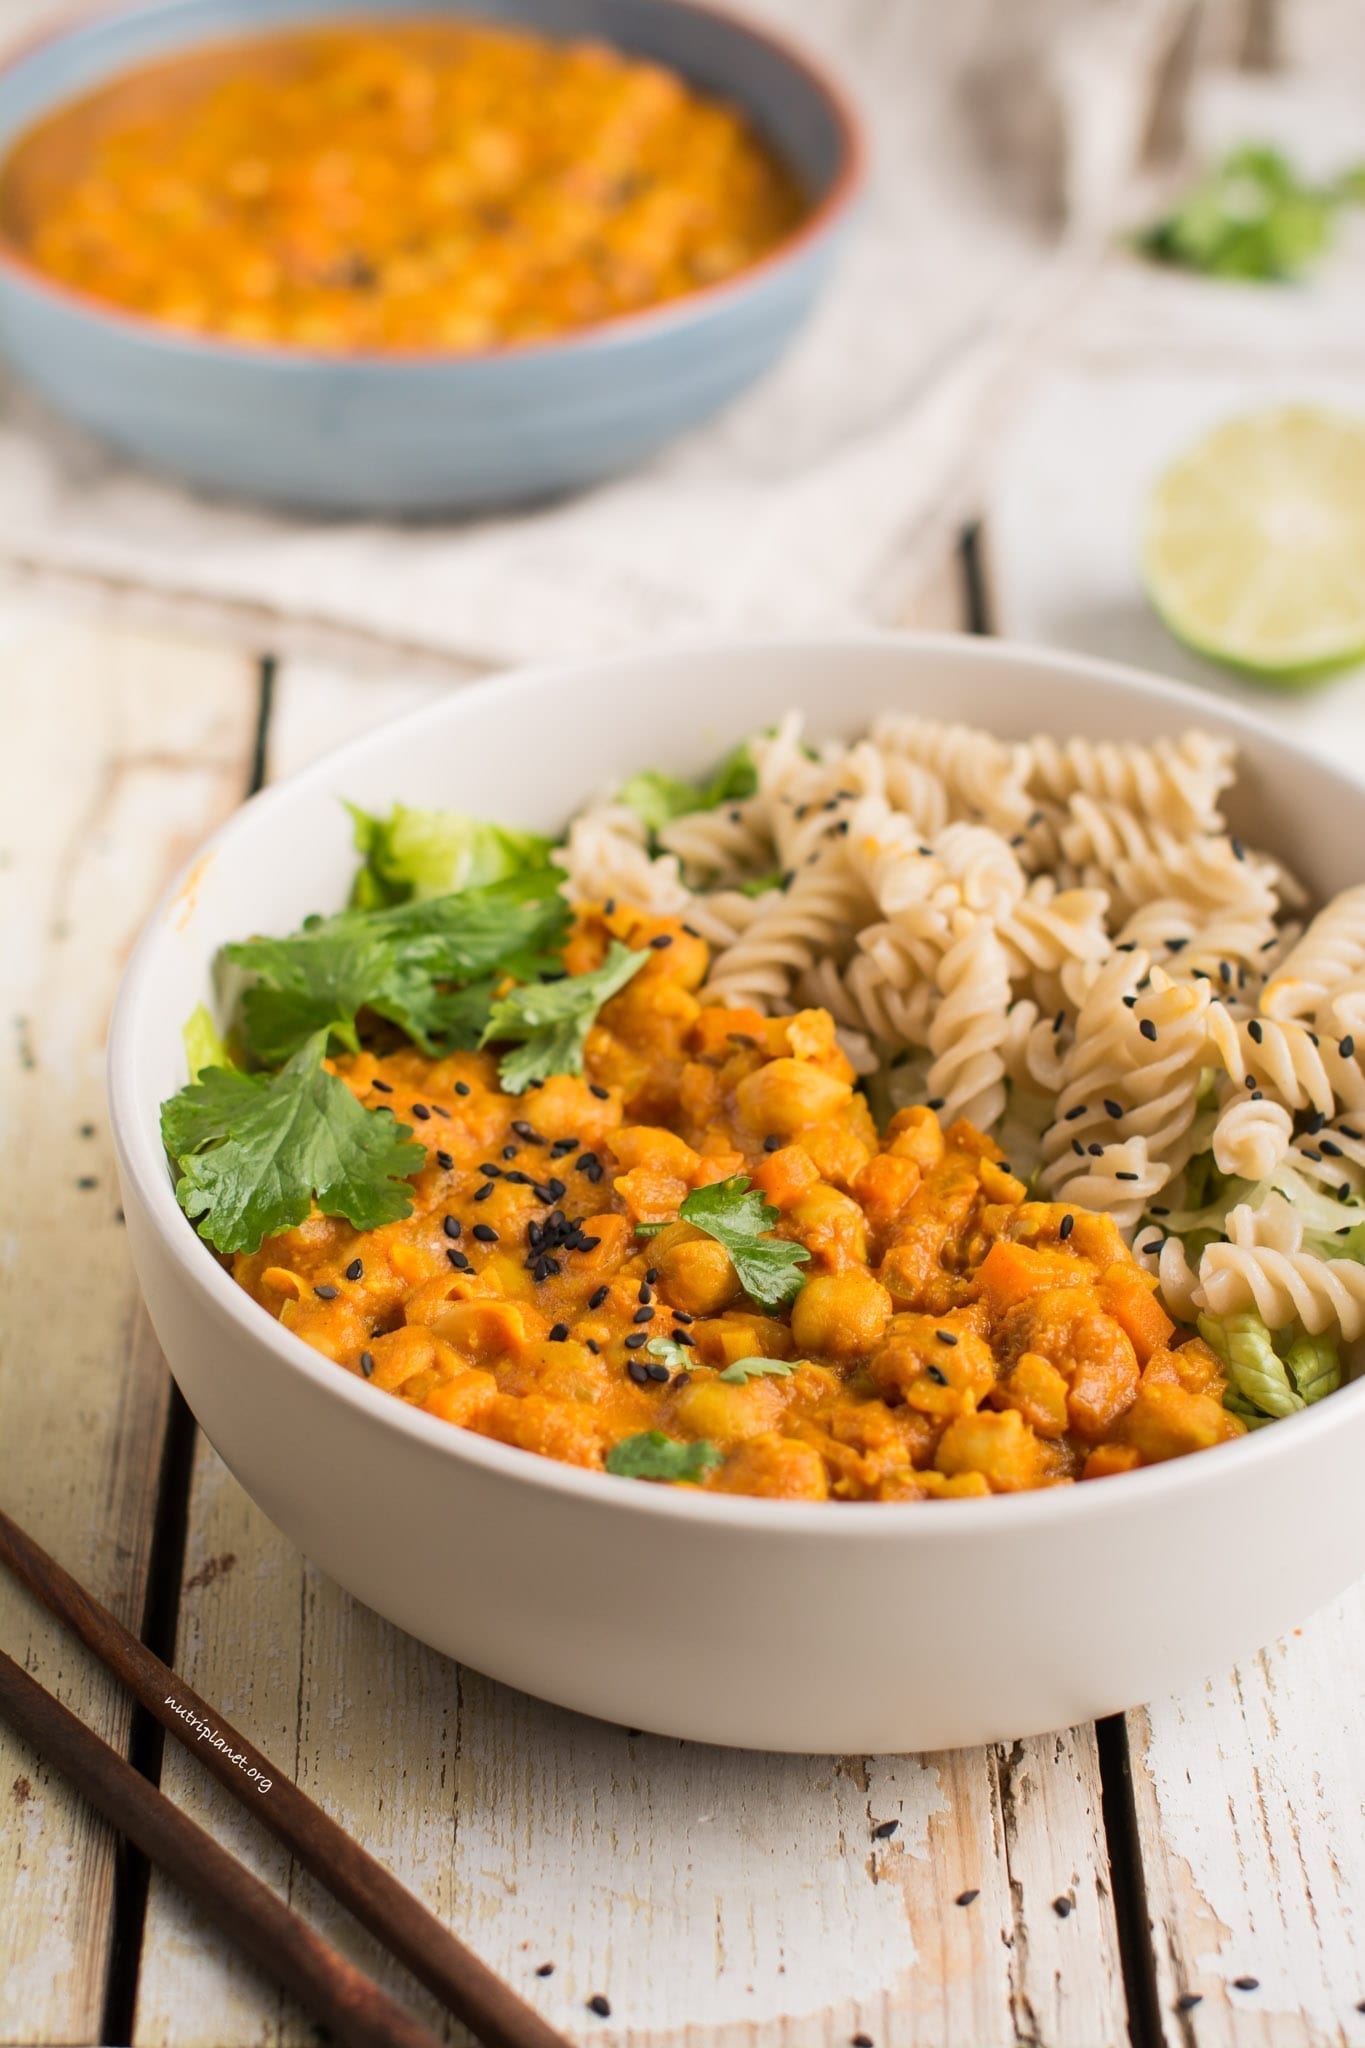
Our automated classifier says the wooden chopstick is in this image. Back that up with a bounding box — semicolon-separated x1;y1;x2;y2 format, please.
0;1647;447;2048
0;1506;571;2048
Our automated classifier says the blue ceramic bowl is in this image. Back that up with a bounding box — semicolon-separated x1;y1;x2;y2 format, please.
0;0;863;512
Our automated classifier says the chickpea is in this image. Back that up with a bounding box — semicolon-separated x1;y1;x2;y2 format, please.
790;1270;892;1361
786;1183;869;1271
653;1226;744;1316
735;1058;853;1139
711;1436;830;1500
668;1374;790;1445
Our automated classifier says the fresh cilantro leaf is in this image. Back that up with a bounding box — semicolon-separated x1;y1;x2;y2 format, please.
347;800;555;909
227;871;570;1063
482;940;647;1094
161;1031;424;1255
618;742;757;840
644;1335;692;1372
717;1356;800;1385
1137;144;1348;282
605;1432;721;1483
677;1177;810;1309
183;1003;233;1079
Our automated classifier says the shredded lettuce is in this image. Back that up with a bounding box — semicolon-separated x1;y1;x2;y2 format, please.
1284;1328;1343;1405
183;1003;233;1080
1198;1308;1306;1422
617;742;757;841
347;801;556;909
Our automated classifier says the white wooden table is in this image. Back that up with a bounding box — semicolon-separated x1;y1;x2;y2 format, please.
4;496;1365;2048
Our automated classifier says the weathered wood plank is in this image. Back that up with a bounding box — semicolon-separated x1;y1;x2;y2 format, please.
983;373;1365;2045
0;609;261;2044
134;656;1126;2048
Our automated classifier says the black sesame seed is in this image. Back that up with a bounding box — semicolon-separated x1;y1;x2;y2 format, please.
585;1339;600;1354
603;898;616;916
576;1152;600;1172
512;1121;539;1142
551;1138;579;1159
535;1963;555;1978
955;1889;979;1906
1122;995;1138;1009
1103;1099;1124;1120
926;1096;945;1112
1088;1143;1104;1157
545;1177;566;1200
627;1359;650;1384
1342;1036;1356;1059
1219;961;1233;984
1052;1896;1073;1918
577;1235;601;1252
473;1223;499;1243
1059;1214;1075;1241
852;2035;874;2047
443;1216;462;1239
763;1134;783;1152
314;1284;338;1300
432;1104;451;1119
624;1332;648;1350
589;1285;610;1310
371;1079;393;1094
935;1330;958;1346
926;1365;949;1386
447;1249;471;1272
411;1102;431;1121
479;1162;501;1179
1115;941;1137;953
360;1351;375;1378
1115;1170;1140;1182
1322;1139;1344;1157
1233;1977;1259;1992
345;1258;363;1282
436;1150;455;1171
76;1176;98;1190
1344;1125;1362;1141
632;1307;655;1325
505;1170;531;1185
1140;1240;1164;1256
1249;1019;1264;1043
872;1820;898;1840
1139;1019;1158;1041
1231;836;1246;861
671;1329;695;1346
587;1996;611;2018
1072;1141;1086;1158
1064;1104;1089;1121
673;1310;693;1324
1303;1147;1323;1162
646;1362;670;1382
475;1182;494;1203
649;934;674;949
638;1282;653;1304
590;1084;610;1100
1150;1205;1170;1217
503;1145;518;1160
1175;1993;1202;2011
645;1269;659;1284
549;1323;570;1343
455;1081;471;1097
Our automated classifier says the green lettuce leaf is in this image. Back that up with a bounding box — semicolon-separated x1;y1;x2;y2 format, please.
1198;1308;1305;1422
347;801;555;909
183;1004;233;1080
618;742;757;840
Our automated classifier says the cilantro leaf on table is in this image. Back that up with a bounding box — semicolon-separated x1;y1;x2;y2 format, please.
227;871;571;1064
676;1177;811;1309
161;1031;424;1255
1136;144;1358;282
717;1356;800;1385
482;939;647;1094
347;800;556;909
618;741;757;840
605;1432;721;1483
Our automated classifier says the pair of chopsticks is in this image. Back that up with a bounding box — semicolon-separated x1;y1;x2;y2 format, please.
0;1505;572;2048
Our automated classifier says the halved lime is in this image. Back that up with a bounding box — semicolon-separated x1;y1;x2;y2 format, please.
1142;406;1365;684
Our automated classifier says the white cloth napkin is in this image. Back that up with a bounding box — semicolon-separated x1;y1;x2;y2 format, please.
0;0;1190;667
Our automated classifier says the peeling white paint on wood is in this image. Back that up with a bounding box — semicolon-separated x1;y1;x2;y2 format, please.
0;610;259;2043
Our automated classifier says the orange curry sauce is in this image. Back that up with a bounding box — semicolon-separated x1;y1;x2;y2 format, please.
0;21;806;351
233;905;1246;1500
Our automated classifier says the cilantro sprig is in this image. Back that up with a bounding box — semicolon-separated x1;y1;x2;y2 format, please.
162;1031;425;1255
1137;144;1365;283
643;1177;810;1309
227;871;571;1065
717;1356;799;1385
605;1432;721;1483
481;940;647;1094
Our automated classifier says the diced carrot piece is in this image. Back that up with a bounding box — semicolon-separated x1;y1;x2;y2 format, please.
1100;1264;1175;1364
754;1143;821;1209
691;1005;769;1056
851;1152;922;1230
974;1239;1088;1313
1081;1443;1142;1480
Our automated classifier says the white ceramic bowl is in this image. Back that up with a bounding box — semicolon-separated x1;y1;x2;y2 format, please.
107;635;1365;1752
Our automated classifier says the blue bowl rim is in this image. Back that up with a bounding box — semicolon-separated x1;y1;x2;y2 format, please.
0;0;868;368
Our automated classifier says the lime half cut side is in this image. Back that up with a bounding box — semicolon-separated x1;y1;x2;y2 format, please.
1143;406;1365;684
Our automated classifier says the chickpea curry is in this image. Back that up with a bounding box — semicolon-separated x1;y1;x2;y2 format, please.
228;905;1246;1502
0;21;806;352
